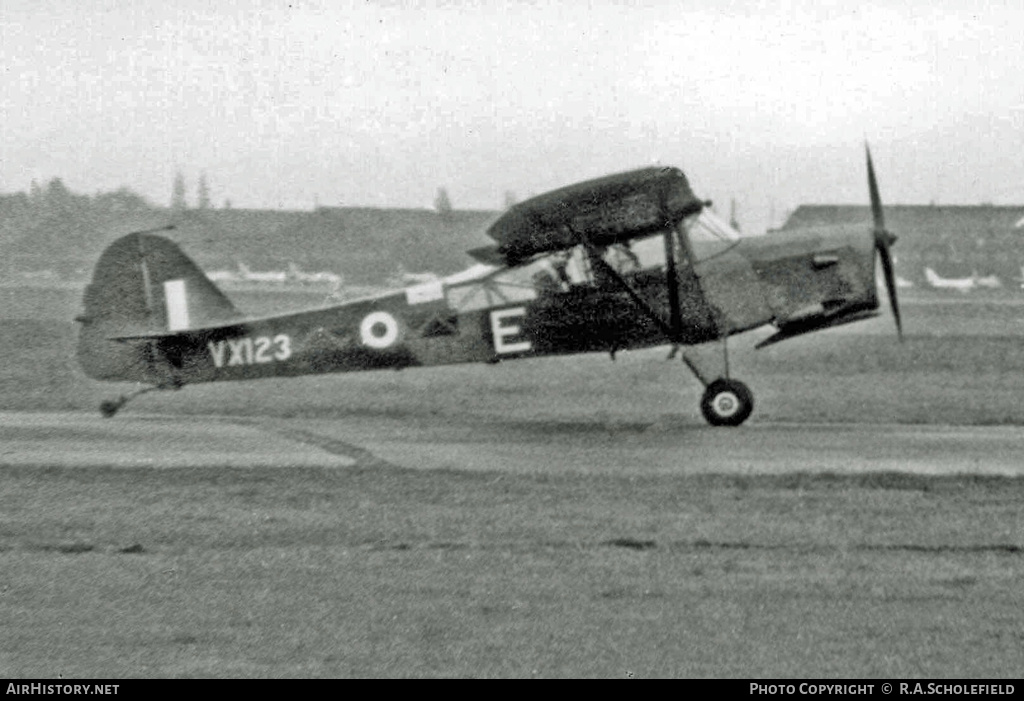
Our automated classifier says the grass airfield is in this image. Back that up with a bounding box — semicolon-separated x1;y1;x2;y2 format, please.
1;284;1023;678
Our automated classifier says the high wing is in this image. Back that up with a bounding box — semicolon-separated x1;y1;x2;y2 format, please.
470;166;705;266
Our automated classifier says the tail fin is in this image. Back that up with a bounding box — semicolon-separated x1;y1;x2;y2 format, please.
77;231;242;382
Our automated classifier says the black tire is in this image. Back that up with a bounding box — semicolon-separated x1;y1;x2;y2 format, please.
700;379;754;427
99;400;121;418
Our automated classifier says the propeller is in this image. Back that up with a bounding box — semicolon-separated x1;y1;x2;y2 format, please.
866;144;902;340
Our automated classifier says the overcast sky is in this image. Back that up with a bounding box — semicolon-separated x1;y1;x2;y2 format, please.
3;0;1023;233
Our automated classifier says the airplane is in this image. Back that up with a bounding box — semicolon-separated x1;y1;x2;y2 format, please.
923;267;1002;292
76;147;902;426
972;273;1002;290
237;262;287;284
287;263;343;287
874;270;914;291
205;268;241;284
390;264;441;287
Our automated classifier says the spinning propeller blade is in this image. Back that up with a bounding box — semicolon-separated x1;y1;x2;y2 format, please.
866;144;902;340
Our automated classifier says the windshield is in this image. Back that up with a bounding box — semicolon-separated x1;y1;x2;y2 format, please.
682;209;743;262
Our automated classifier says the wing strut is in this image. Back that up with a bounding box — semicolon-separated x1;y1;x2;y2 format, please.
661;223;685;338
583;239;682;344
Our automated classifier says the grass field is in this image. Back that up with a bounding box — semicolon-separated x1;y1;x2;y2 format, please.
2;466;1021;678
1;284;1023;678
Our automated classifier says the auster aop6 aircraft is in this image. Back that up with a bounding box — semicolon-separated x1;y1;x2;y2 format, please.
77;148;901;426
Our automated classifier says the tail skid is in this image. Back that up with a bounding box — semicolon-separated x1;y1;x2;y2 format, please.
99;382;181;418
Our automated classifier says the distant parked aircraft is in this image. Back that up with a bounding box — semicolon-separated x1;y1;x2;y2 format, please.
205;268;240;283
18;270;57;281
238;262;287;284
287;263;343;287
390;264;441;287
923;267;1001;292
976;274;1003;290
877;273;914;291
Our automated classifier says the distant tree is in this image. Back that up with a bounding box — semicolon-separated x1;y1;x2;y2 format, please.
223;198;232;210
44;177;75;215
197;172;211;210
434;187;452;218
94;187;152;214
503;190;518;209
29;179;43;204
45;177;71;201
0;191;30;212
0;191;32;233
171;171;187;212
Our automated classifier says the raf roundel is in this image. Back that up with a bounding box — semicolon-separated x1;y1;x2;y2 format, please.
359;311;400;349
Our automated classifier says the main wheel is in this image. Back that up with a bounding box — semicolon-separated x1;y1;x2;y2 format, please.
700;378;754;427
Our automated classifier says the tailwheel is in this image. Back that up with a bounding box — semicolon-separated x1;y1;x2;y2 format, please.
700;378;754;427
99;399;124;418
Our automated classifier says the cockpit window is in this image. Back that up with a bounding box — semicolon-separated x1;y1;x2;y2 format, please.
446;260;540;312
627;233;667;271
444;207;746;313
445;243;645;312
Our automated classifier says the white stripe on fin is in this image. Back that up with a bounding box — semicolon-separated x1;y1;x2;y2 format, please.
164;279;190;331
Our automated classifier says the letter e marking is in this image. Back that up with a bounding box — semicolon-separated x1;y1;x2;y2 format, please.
490;307;531;354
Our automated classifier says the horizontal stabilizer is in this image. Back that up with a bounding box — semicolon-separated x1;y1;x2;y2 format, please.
108;321;247;342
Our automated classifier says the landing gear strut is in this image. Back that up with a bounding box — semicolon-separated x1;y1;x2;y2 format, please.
681;336;754;427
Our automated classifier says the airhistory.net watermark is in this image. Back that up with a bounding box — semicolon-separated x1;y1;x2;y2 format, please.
6;685;118;695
